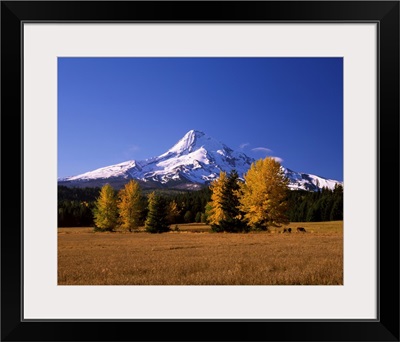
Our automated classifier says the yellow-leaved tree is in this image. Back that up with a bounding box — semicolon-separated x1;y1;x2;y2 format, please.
166;200;180;224
239;157;289;230
206;171;227;227
93;183;118;231
118;180;143;232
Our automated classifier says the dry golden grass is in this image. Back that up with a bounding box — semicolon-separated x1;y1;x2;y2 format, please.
58;221;343;285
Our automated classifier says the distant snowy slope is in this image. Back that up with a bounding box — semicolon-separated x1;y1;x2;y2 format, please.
60;160;139;181
283;168;342;192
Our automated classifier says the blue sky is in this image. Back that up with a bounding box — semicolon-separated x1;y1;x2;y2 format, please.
58;57;343;181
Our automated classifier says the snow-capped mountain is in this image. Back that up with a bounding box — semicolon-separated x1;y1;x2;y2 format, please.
58;130;343;191
283;168;342;192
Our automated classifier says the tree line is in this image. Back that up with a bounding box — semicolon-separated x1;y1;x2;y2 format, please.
286;183;343;222
58;158;343;229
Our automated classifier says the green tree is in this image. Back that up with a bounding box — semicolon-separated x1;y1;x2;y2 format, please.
145;192;170;233
239;157;289;230
184;210;193;223
306;203;321;222
330;183;343;220
93;184;118;231
194;211;202;223
330;197;343;221
218;169;248;232
117;180;143;232
204;202;213;224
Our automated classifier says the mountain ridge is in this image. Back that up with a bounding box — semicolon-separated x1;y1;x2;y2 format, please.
58;130;343;191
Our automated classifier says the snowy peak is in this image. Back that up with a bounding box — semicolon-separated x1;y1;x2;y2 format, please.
161;129;228;157
168;129;204;154
147;130;253;186
58;130;343;191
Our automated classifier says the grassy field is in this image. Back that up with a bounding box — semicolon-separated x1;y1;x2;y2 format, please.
58;221;343;285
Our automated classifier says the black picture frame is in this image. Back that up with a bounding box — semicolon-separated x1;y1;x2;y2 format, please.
1;1;399;341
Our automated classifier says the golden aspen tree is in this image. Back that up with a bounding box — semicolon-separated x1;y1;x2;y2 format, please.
93;183;118;231
207;171;227;228
118;180;143;232
166;200;180;224
239;157;289;230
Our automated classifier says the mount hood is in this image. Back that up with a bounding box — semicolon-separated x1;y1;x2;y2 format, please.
58;130;343;191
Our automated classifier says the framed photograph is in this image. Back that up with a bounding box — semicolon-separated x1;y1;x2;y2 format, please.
2;1;399;341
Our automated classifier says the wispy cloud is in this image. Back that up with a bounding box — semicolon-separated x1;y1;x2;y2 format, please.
251;147;273;154
250;147;283;164
128;145;140;153
239;142;250;150
123;145;140;159
270;156;284;163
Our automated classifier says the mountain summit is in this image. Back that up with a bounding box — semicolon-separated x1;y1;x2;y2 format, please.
58;130;342;191
161;129;208;155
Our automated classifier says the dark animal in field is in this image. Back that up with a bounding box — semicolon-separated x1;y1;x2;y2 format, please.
297;227;306;233
283;228;292;233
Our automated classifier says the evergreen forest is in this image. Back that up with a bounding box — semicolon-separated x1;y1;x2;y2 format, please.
58;183;343;228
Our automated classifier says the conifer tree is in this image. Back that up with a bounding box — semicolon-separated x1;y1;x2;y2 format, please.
219;169;248;232
117;180;143;232
330;198;343;221
166;200;180;224
239;157;289;230
145;192;170;233
93;183;118;231
204;202;213;224
207;171;227;229
195;211;202;223
184;210;193;223
306;203;321;222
